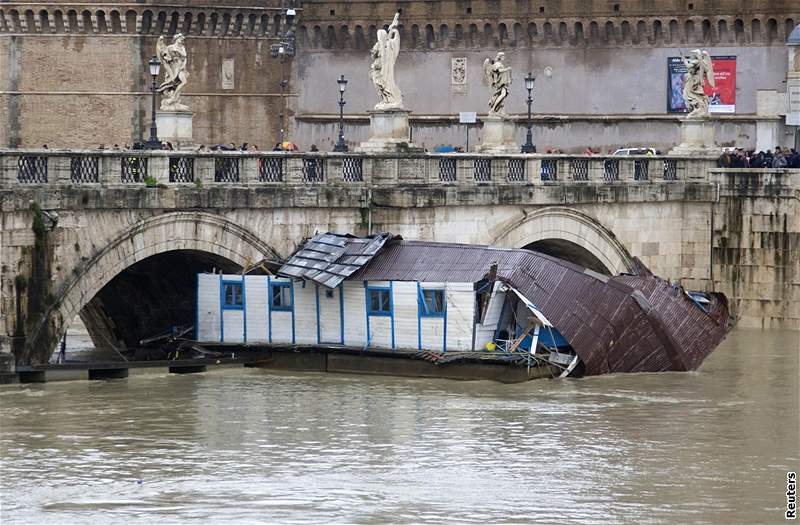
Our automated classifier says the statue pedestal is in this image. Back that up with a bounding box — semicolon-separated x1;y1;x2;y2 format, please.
669;117;718;155
357;109;423;153
156;110;194;149
476;116;517;153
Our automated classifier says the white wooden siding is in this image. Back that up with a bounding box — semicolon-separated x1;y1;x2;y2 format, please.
445;283;476;351
222;310;245;343
293;282;317;345
269;277;294;344
197;273;221;342
197;275;478;352
342;281;367;346
393;282;418;350
244;275;268;343
318;285;343;344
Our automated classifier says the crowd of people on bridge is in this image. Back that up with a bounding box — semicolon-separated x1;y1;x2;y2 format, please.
717;147;800;169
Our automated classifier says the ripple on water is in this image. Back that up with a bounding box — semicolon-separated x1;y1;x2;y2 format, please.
0;328;797;524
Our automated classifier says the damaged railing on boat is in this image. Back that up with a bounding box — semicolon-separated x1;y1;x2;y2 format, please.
0;149;722;188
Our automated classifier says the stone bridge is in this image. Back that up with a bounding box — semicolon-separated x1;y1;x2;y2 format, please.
0;150;797;366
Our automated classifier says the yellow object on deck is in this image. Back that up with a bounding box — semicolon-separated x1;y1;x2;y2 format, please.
485;342;497;351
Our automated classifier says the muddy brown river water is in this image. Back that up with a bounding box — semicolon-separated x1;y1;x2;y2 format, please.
1;328;798;524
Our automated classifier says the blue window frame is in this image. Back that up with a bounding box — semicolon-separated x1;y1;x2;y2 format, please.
419;288;445;317
367;287;392;316
270;282;293;311
222;281;243;309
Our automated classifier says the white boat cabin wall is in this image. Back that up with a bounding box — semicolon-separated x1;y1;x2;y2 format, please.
196;274;497;352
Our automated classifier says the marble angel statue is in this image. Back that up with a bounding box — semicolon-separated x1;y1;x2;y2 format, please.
681;49;714;118
156;33;190;111
483;52;512;117
369;12;403;110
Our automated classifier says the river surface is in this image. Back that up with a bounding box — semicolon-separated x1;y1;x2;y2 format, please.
1;328;798;524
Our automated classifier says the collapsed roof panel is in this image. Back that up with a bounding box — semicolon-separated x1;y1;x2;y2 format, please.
278;233;394;289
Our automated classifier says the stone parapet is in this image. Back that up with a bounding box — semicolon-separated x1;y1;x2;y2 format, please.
0;149;719;194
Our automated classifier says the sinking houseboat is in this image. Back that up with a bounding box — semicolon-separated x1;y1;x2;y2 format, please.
195;233;731;379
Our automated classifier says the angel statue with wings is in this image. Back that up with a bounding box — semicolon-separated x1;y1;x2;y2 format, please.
483;52;512;117
369;12;403;110
156;33;190;111
681;49;714;118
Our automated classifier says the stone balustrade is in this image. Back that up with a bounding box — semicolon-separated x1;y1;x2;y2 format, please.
0;150;721;189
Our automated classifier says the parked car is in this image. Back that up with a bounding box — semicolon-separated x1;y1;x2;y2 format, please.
612;147;660;156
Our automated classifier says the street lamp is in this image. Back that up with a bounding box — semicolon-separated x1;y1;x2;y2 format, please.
333;75;348;152
144;55;162;149
521;71;536;153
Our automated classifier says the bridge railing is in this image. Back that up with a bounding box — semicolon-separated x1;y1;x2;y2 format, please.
0;150;719;189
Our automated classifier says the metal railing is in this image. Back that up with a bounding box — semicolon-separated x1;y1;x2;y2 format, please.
69;155;99;184
541;159;558;181
603;159;620;181
341;157;363;182
507;158;526;182
302;156;324;182
474;158;491;182
214;157;240;183
121;156;148;183
0;150;726;189
17;156;48;184
571;159;589;181
259;157;283;182
169;157;194;183
439;158;457;182
634;159;649;181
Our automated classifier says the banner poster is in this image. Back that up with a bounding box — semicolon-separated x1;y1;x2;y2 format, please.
667;55;736;113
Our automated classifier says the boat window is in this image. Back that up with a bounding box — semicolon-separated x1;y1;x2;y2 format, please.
367;288;391;316
270;282;293;311
419;289;445;316
223;282;243;308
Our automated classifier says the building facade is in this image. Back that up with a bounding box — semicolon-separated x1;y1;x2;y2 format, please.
0;1;798;151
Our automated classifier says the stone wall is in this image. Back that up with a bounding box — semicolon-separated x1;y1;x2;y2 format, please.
0;1;797;150
711;169;800;330
0;2;291;148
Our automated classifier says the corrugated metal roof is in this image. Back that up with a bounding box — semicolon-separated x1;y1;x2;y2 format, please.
280;235;730;376
278;232;393;289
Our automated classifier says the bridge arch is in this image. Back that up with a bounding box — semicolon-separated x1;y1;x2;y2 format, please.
26;212;279;364
491;207;635;275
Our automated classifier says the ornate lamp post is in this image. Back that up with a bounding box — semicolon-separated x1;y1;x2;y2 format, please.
333;75;348;152
144;56;162;149
521;71;536;153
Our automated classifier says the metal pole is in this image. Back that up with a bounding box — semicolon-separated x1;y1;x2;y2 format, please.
466;125;469;152
521;86;536;153
148;74;158;145
279;60;286;144
334;91;348;152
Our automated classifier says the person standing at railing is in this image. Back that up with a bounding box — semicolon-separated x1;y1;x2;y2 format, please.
773;147;787;168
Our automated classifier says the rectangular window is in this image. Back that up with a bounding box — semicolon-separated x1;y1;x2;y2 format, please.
223;282;243;309
419;289;445;316
367;288;391;316
270;282;293;311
